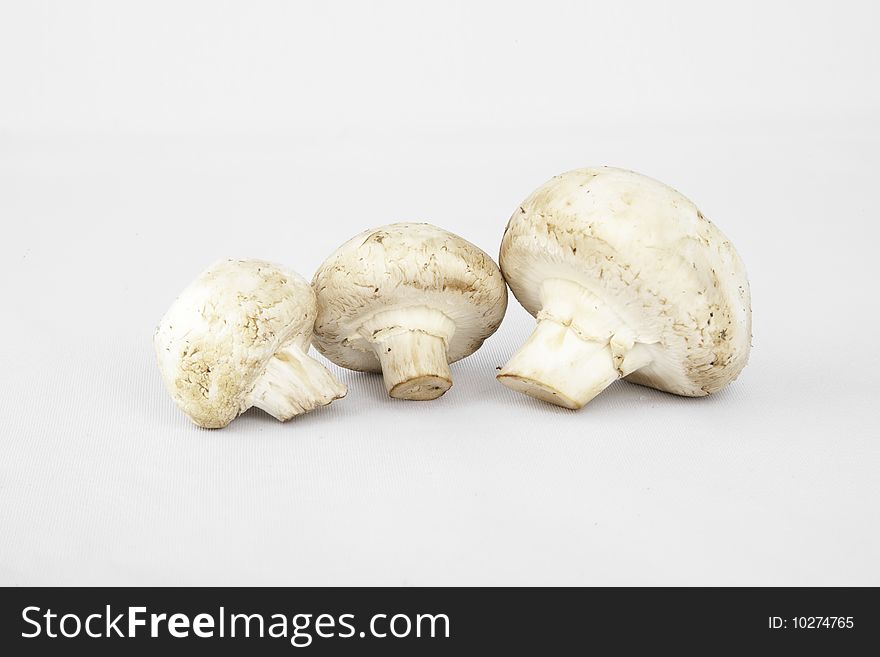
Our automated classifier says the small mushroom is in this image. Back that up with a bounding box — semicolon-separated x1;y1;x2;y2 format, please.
154;259;347;428
312;222;508;400
497;167;751;409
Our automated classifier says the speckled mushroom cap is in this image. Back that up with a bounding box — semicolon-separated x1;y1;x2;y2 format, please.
154;259;321;428
500;167;751;396
312;222;508;372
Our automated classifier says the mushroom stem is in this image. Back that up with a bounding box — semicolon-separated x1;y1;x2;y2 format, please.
497;278;653;409
372;330;452;401
497;319;620;409
248;344;347;421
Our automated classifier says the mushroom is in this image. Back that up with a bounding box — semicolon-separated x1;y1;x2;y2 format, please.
312;222;508;400
497;167;751;409
154;259;347;428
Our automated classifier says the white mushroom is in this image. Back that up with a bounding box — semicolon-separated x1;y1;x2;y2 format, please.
154;259;346;428
312;223;508;400
497;167;751;409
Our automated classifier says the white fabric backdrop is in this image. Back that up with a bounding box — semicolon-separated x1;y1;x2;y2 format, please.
1;0;878;585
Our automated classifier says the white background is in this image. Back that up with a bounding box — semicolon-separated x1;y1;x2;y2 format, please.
1;1;878;585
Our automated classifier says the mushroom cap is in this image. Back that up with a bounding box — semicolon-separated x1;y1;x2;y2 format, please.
312;222;508;372
154;259;318;428
500;167;751;396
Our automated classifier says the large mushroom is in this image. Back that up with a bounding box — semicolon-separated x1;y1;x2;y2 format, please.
154;259;346;428
497;167;751;409
312;222;508;400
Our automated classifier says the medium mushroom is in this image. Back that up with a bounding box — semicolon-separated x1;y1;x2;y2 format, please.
312;222;508;400
154;259;347;428
497;167;751;409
